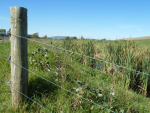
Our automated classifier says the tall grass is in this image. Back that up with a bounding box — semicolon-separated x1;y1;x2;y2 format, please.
101;40;150;96
62;39;150;96
0;39;150;112
63;40;96;68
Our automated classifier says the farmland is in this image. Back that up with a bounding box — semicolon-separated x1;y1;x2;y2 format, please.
0;38;150;112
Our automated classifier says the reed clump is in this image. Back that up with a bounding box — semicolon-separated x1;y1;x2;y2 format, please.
1;40;150;112
101;40;150;96
63;39;150;96
63;40;96;68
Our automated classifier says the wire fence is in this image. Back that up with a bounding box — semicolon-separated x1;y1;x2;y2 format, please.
0;74;52;113
11;33;150;77
0;33;150;112
0;56;115;113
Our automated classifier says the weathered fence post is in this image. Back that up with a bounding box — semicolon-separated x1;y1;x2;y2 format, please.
10;6;28;108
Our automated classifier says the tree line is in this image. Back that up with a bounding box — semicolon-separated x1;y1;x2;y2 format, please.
64;36;84;40
0;29;85;40
27;32;47;39
0;29;6;36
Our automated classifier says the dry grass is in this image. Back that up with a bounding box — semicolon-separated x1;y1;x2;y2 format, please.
117;36;150;40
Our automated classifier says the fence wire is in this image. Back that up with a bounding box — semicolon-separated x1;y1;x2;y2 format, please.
0;56;116;113
2;33;150;112
0;75;52;113
11;33;150;77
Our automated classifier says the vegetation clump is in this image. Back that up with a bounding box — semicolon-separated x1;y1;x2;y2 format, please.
0;39;150;112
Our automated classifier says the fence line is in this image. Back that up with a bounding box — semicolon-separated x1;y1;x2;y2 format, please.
1;6;148;112
2;33;149;112
0;76;52;113
11;33;150;77
0;56;116;113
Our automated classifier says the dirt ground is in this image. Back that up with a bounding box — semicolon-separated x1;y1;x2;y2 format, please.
0;39;10;43
117;36;150;40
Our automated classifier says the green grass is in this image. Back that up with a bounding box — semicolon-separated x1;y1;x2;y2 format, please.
0;39;150;113
135;39;150;47
0;36;9;40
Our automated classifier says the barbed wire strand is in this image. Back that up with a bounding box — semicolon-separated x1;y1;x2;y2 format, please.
0;56;115;113
11;34;150;77
0;77;52;113
8;35;150;104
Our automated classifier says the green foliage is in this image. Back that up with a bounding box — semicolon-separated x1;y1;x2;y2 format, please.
0;29;6;32
0;34;4;36
42;35;47;39
31;33;39;39
81;36;84;40
65;36;69;40
29;45;51;72
101;38;106;41
1;39;150;112
0;29;6;36
71;36;77;40
103;40;150;95
63;40;96;67
27;34;32;38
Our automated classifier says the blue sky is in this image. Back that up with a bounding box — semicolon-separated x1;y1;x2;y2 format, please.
0;0;150;40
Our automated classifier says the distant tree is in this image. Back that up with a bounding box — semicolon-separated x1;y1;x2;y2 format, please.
0;33;4;36
101;38;106;41
0;34;4;36
0;29;6;36
31;33;39;39
71;36;77;40
65;36;69;40
27;34;32;38
42;35;47;39
81;36;84;40
0;29;6;33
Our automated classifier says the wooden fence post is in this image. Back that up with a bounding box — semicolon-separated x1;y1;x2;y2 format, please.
10;6;28;109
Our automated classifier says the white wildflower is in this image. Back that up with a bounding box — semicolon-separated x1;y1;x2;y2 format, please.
53;72;58;75
60;111;63;113
110;92;115;96
76;87;82;93
98;93;103;97
29;57;31;61
120;109;124;113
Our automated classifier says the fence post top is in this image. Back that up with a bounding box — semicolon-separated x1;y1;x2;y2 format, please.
10;6;27;10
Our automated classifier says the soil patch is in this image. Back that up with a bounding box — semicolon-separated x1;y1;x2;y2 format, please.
117;36;150;40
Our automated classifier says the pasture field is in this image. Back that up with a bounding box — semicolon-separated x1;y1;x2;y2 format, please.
0;38;150;113
136;39;150;47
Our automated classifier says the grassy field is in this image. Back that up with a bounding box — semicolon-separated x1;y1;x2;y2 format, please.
135;39;150;47
0;38;150;113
